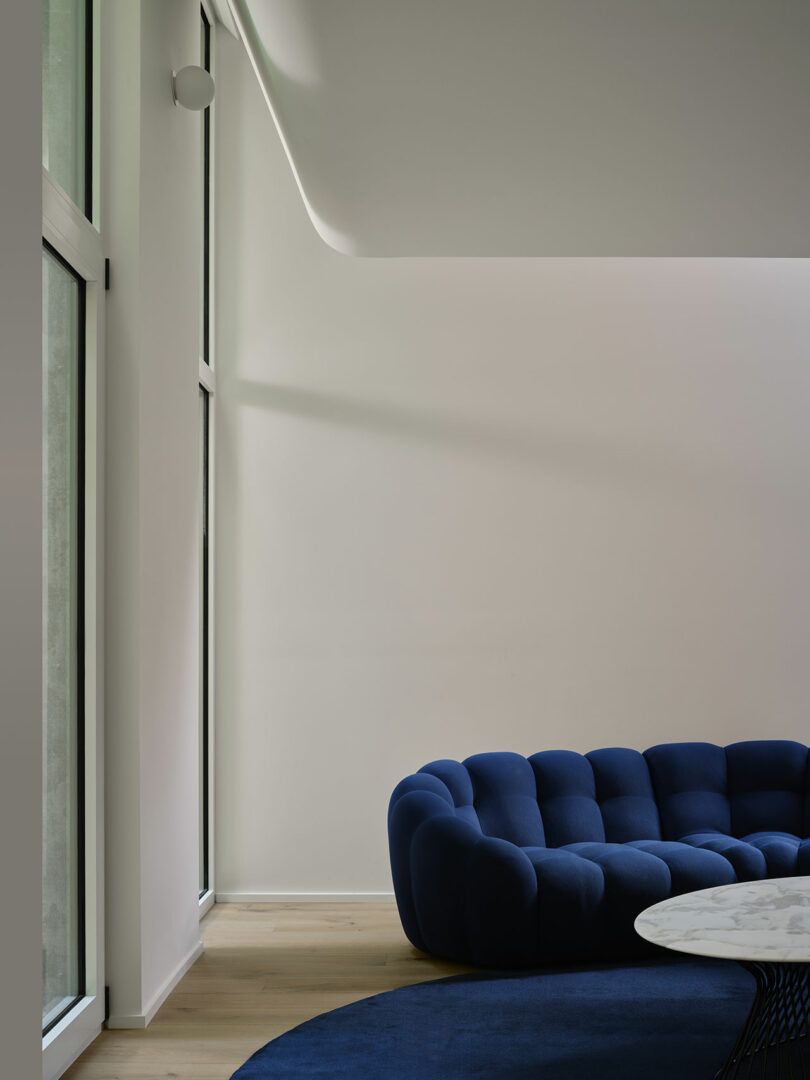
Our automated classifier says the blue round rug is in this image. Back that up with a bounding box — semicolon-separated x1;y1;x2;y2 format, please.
230;957;754;1078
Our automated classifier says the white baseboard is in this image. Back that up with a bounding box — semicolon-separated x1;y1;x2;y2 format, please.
215;891;395;904
106;939;204;1029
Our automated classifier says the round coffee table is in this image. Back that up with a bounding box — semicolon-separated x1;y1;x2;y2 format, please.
635;876;810;1079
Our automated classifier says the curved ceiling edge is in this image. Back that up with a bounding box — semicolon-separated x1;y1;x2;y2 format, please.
227;0;810;257
227;0;359;255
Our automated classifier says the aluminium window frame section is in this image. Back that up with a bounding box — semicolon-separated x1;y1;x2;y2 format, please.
41;1;105;1077
41;173;105;1080
199;0;216;918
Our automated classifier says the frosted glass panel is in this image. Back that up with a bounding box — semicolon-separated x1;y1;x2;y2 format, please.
42;0;88;212
200;7;211;365
199;387;209;895
42;246;82;1030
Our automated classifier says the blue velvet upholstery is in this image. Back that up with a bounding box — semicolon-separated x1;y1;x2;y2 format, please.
388;740;810;967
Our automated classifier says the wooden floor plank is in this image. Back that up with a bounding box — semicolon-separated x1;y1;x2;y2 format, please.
62;903;469;1080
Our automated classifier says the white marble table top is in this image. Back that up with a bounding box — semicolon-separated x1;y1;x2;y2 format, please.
635;876;810;962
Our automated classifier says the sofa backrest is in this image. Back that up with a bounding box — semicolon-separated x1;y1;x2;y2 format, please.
645;740;810;840
727;740;808;837
463;752;546;847
529;748;662;845
415;740;810;847
645;742;730;838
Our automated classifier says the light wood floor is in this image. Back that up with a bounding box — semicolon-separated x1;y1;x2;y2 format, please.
63;903;471;1080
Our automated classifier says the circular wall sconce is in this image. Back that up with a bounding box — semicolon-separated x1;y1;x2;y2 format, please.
172;66;215;110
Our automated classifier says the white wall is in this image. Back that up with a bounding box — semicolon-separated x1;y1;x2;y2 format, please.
0;2;43;1073
215;30;810;896
104;0;202;1025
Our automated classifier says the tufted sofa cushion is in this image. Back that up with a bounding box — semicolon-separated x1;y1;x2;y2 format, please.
726;740;807;836
388;740;810;967
645;742;731;838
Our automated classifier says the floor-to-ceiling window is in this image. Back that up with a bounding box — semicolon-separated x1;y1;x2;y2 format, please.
199;1;216;912
42;0;91;217
42;1;105;1076
41;242;85;1035
199;384;211;899
200;4;212;375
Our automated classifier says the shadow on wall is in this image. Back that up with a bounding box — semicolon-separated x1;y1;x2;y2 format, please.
228;377;783;515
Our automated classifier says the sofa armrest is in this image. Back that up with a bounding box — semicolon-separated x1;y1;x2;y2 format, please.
409;819;538;967
388;780;456;950
464;835;539;967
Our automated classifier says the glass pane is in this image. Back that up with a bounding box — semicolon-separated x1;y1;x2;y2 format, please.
199;387;209;895
200;8;211;366
42;247;83;1029
43;0;89;213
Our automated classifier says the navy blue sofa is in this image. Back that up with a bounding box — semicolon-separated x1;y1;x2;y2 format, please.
388;740;810;968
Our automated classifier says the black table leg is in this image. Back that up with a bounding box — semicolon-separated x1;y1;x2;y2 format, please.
716;961;810;1079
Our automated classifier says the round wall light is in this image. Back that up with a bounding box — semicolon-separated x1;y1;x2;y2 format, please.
172;66;215;110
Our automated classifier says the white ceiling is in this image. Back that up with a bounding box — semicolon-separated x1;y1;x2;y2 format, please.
227;0;810;256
